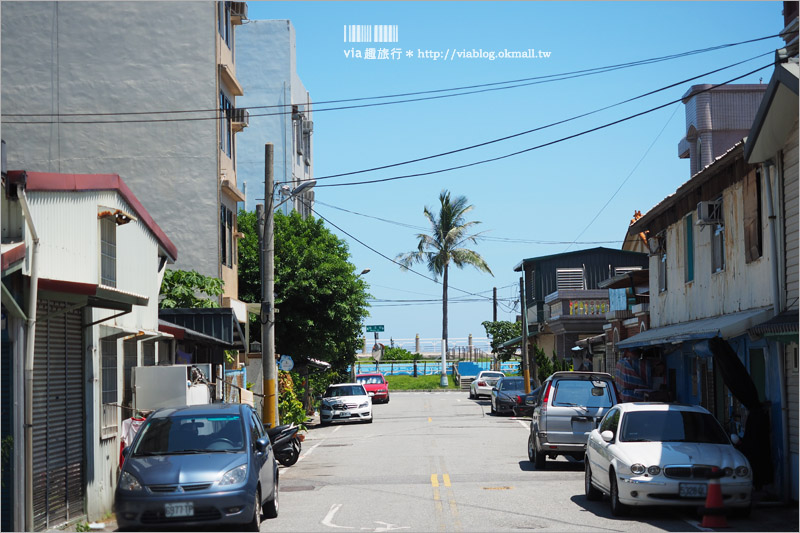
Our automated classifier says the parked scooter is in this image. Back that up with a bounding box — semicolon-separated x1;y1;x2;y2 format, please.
267;423;301;466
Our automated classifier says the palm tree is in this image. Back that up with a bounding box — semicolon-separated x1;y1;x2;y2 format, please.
397;190;493;369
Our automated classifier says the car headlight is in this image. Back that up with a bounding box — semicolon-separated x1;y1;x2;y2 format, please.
219;464;247;486
358;402;369;409
630;464;646;475
735;466;750;477
119;471;143;492
647;466;661;476
723;467;734;477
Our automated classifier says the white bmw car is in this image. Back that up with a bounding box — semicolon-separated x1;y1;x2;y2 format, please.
585;403;752;517
319;383;373;425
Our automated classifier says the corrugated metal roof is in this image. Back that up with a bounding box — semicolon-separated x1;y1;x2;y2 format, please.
616;307;773;349
8;170;178;260
629;141;745;235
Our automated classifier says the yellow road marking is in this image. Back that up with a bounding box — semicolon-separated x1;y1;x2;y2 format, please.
443;474;451;487
428;417;432;422
430;473;439;487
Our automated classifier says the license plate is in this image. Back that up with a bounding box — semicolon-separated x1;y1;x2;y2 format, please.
337;411;351;418
165;502;194;518
679;483;707;498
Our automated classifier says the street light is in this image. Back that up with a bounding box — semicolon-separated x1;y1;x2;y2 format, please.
258;144;316;428
359;268;371;276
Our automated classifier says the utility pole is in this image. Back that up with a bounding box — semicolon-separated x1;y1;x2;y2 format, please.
262;143;279;428
520;277;531;394
493;286;497;322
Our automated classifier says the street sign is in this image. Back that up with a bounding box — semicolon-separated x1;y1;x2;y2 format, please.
366;325;384;332
279;355;294;372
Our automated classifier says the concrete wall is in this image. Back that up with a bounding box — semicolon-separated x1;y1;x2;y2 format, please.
1;1;220;279
236;20;313;214
649;177;774;327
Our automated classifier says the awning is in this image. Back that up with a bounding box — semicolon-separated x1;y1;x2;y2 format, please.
159;308;245;350
38;278;149;311
617;307;773;349
500;335;523;349
748;309;798;343
1;241;26;275
158;319;235;348
100;324;173;342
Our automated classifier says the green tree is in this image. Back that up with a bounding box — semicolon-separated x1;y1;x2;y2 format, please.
159;269;224;309
397;190;493;354
481;320;522;362
238;210;371;373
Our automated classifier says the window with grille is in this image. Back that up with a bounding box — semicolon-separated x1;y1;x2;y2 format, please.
101;339;118;438
100;216;116;287
220;204;234;267
556;268;585;290
219;91;233;157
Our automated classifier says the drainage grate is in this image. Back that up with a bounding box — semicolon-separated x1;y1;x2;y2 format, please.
281;485;315;492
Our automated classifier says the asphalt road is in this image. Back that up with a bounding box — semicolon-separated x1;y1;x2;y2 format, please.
265;391;795;533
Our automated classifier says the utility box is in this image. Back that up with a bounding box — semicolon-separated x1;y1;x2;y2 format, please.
133;365;212;411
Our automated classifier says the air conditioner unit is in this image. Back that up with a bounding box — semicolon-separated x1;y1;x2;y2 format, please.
302;120;314;134
696;200;721;225
230;2;248;23
231;107;249;126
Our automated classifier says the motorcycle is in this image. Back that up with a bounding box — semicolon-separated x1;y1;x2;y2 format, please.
267;423;302;467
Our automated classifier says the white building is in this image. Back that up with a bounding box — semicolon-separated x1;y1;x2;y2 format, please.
235;19;314;216
1;1;249;306
1;169;177;530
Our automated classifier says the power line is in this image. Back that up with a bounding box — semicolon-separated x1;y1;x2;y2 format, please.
564;101;683;252
313;200;624;245
2;33;781;120
314;51;772;181
300;199;495;303
314;64;772;189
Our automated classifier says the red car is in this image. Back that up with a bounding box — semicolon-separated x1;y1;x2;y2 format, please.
356;373;390;403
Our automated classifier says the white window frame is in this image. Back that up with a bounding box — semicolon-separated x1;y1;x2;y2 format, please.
100;216;117;287
101;339;118;439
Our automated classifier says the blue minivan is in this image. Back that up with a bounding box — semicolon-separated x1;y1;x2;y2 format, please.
115;403;278;531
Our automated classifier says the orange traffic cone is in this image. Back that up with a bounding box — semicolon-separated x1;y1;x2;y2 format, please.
700;467;729;528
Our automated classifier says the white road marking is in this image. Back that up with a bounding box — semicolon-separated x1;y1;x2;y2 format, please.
322;504;354;529
334;426;342;433
322;504;409;532
516;420;528;429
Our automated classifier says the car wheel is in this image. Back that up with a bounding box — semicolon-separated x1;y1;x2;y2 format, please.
527;434;536;462
610;470;628;517
490;400;496;414
264;476;279;519
469;390;474;399
248;490;262;531
533;435;546;469
585;460;602;501
320;419;330;427
385;396;390;403
366;415;373;423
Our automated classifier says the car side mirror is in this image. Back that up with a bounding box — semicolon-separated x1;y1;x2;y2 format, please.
122;446;131;458
492;387;498;391
525;397;536;406
601;430;614;442
255;437;269;453
730;434;740;445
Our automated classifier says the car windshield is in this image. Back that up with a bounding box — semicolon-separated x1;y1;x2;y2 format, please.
132;414;245;456
482;372;504;379
357;376;385;385
552;380;613;407
499;378;530;391
325;385;366;397
620;411;730;444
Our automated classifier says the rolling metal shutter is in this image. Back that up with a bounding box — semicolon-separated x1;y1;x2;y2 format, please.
1;337;13;532
32;301;85;531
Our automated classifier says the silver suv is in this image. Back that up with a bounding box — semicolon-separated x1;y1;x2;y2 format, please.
528;372;618;469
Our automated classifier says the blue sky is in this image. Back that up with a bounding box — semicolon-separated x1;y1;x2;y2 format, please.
244;1;783;348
